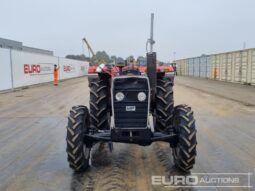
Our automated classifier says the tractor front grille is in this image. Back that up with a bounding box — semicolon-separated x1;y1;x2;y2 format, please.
112;76;150;128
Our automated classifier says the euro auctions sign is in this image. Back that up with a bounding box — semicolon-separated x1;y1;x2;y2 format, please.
24;64;40;74
23;64;53;75
63;65;75;73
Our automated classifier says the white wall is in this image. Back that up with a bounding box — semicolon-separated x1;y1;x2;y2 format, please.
0;48;12;91
0;48;90;91
11;50;58;88
59;58;88;80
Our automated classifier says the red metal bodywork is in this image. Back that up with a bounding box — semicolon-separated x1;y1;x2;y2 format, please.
87;65;174;76
88;66;97;74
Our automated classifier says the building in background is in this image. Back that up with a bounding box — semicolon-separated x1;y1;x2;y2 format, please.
0;37;53;56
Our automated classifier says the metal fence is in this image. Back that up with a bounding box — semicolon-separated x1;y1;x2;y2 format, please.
175;48;255;85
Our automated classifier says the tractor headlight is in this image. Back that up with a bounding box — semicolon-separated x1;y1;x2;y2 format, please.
115;92;125;101
137;92;146;102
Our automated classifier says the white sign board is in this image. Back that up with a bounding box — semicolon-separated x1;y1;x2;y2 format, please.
11;50;58;88
59;58;89;80
0;48;12;90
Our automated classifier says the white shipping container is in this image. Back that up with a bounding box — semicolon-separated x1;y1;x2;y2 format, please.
215;55;221;80
194;57;200;77
251;50;255;84
219;53;234;82
175;60;182;75
233;52;240;82
199;56;208;78
211;50;249;83
166;48;255;85
210;55;221;80
206;56;211;78
175;59;187;76
233;51;248;83
220;54;227;81
241;51;248;83
226;53;233;82
209;56;215;79
187;58;194;76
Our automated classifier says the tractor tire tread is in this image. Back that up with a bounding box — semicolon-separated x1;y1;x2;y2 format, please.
172;105;197;172
89;78;109;130
66;106;89;172
156;77;174;131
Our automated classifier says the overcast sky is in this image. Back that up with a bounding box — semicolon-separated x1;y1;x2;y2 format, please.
1;0;255;62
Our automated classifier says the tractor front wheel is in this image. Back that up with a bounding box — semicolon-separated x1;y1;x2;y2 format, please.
66;105;91;172
155;77;174;131
89;78;110;130
172;104;197;172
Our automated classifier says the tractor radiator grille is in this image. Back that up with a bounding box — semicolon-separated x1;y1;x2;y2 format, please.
112;77;149;128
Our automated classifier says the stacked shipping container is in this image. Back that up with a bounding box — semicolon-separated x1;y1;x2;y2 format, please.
175;48;255;85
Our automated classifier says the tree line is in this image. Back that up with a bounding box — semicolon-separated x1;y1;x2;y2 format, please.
66;51;146;65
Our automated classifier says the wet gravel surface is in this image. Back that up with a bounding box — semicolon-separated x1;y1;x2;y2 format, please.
0;77;254;191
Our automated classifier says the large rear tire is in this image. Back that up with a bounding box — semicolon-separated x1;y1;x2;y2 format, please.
66;105;91;172
172;105;197;172
89;78;110;130
155;77;174;131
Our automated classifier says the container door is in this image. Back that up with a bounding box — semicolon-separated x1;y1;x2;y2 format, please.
226;53;233;81
241;51;248;83
206;56;211;78
200;56;206;78
188;58;194;76
221;54;227;81
210;55;216;79
215;55;220;80
234;52;242;82
194;58;199;77
251;50;255;84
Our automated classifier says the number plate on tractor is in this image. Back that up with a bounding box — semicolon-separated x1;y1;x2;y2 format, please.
126;106;136;111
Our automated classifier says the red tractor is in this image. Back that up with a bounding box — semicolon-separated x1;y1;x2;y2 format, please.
66;14;197;173
66;52;197;173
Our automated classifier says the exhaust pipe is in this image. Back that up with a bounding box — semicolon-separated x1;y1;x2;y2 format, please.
146;13;157;102
147;52;157;102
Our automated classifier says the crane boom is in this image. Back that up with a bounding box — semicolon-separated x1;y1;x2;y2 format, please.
82;38;96;57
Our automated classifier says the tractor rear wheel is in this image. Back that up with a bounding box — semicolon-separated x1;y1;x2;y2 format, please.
66;105;91;172
89;78;110;130
172;104;197;172
155;77;174;131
